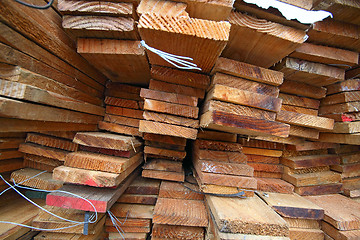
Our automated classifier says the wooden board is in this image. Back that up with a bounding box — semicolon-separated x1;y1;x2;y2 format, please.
206;195;289;236
152;223;204;240
200;110;290;138
138;13;230;74
206;84;282;112
106;105;143;119
19;143;69;161
37;131;76;141
137;0;188;17
124;176;160;195
139;120;197;140
279;93;320;110
140;88;198;107
26;133;78;152
193;148;247;164
0;96;101;124
194;139;242;152
281;104;318;116
254;172;282;179
144;146;186;160
289;125;320;139
78;39;150;85
283;217;321;229
158;181;203;200
256;178;294;194
142;133;186;146
242;147;283;157
238;137;284;150
305;194;360;231
203;100;276;121
212;57;283;86
110;203;154;219
247;155;280;164
98;121;142;137
108;232;147;240
142;169;184;182
153;198;208;227
143;159;183;172
326;79;360;95
151;65;210;90
280;80;326;100
23;154;62;172
318;133;360;145
295;184;342;196
222;11;306;68
287;141;337;151
322;221;360;240
321;91;360;106
149;79;205;99
289;228;324;240
46;168;139;212
65;151;142;174
281;155;340;169
258;192;324;220
104;114;140;128
104;96;139;109
247;163;282;173
79;145;141;158
116;194;157;205
289;42;358;68
282;170;342;187
273;58;345;87
144;99;198;118
211;72;279;97
73;132;142;151
320;102;360;115
11;168;63;190
197;129;236;143
338;152;360;165
0;80;105;116
194;159;254;177
254;135;305;146
276;110;334;130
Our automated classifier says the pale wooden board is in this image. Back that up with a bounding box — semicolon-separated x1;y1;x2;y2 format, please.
152;223;204;240
322;220;360;240
138;13;230;74
222;11;306;68
276;110;334;130
137;0;188;17
193;147;247;164
194;158;253;177
26;133;78;152
11;168;63;190
281;154;340;169
110;203;154;219
153;198;208;227
139;120;197;140
282;170;342;187
19;143;69;161
116;194;157;205
140;88;198;107
108;232;147;240
194;139;242;152
289;228;324;240
206;195;289;236
283;217;321;229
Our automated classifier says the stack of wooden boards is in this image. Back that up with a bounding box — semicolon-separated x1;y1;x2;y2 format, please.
106;175;160;240
238;136;295;194
192;130;257;197
152;180;208;239
306;194;360;240
139;66;208;182
200;57;290;138
281;142;342;196
100;82;143;137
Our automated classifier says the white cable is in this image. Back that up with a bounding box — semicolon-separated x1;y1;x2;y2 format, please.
140;40;202;71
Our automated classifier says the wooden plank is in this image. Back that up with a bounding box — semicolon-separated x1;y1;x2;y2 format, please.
79;145;141;158
26;133;77;152
0;96;101;124
194;159;254;177
280;80;326;100
58;0;133;16
212;57;283;86
144;146;186;160
65;151;142;173
193;148;247;164
338;152;360;165
247;155;280;164
279;93;320;110
281;105;318;116
322;91;360;106
283;217;321;229
289;125;320;139
143;159;183;172
137;0;188;17
39;131;76;140
23;154;61;172
138;13;230;74
281;155;340;169
0;80;105;116
258;192;324;220
256;178;294;194
116;194;157;205
108;232;147;240
104;114;140;128
318;133;360;145
139;120;197;140
305;194;360;230
152;224;204;240
194;139;242;152
109;203;154;219
142;169;185;182
140;88;198;107
206;195;289;236
125;176;160;195
144;99;198;118
19;143;68;161
287;141;337;151
151;65;210;90
307;18;360;52
105;82;141;99
158;181;203;200
98;121;142;137
273;58;345;87
238;137;284;150
254;172;282;179
47;168;139;212
331;121;360;134
145;140;185;151
222;11;306;68
277;110;334;130
322;221;360;240
78;39;150;85
106;105;143;119
11;168;63;190
206;84;282;112
142;133;186;146
332;163;360;178
106;218;151;228
326;79;360;95
197;129;236;143
105;96;139;109
143;111;199;129
242;147;282;157
282;171;342;187
289;228;324;240
320;102;360;115
73;132;142;151
211;72;279;97
200;110;290;138
283;166;330;175
248;163;282;173
289;42;359;67
149;79;205;99
254;135;305;145
203;100;276;121
153;198;208;227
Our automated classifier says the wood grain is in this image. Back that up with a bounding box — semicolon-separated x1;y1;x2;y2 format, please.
277;110;334;130
140;88;198;107
19;143;68;161
11;168;63;190
280;80;326;100
144;99;199;118
139;120;197;140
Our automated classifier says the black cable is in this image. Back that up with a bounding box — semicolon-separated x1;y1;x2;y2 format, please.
14;0;54;9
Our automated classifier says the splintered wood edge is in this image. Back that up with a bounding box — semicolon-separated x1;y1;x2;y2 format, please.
138;13;231;41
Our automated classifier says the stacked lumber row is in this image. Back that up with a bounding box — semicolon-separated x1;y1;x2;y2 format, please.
206;195;290;239
100;82;143;137
200;57;290;138
139;66;209;182
192;130;257;197
259;192;325;240
106;175;160;240
329;145;360;201
238;136;295;194
281;142;342;196
152;180;208;239
306;194;360;239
